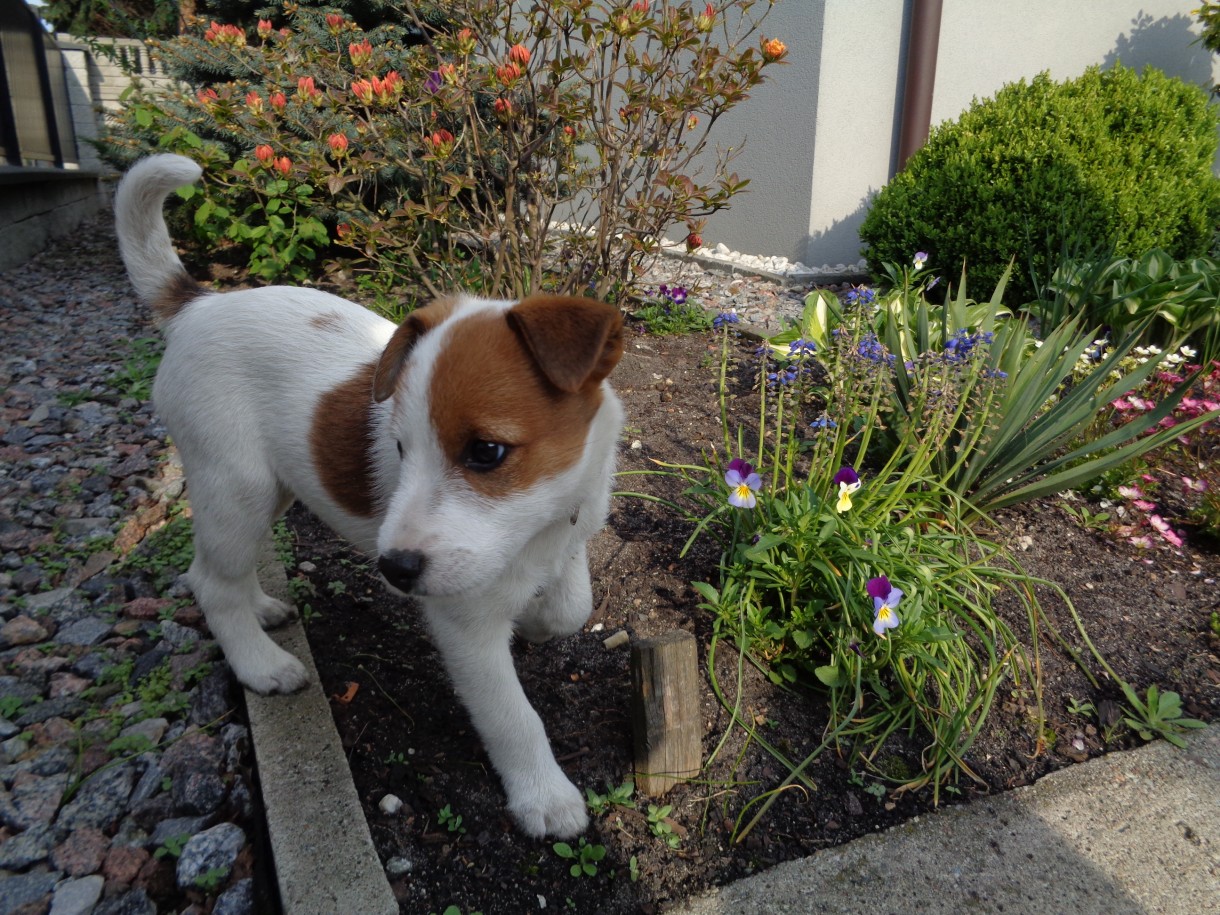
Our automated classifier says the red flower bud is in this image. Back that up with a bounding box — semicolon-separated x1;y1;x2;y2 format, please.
349;39;373;68
496;62;522;86
327;133;349;155
508;44;530;66
254;144;274;165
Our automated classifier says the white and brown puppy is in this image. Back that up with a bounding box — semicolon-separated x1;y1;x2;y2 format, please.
113;154;624;838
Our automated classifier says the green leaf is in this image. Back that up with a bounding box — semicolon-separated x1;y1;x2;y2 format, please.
814;664;842;687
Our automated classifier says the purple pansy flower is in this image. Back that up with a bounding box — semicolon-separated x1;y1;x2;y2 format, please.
833;465;861;513
867;576;903;636
725;458;762;509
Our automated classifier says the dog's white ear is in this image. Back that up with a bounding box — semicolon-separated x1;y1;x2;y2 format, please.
506;295;624;394
372;297;457;402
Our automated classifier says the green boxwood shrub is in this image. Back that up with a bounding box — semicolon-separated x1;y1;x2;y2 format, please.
859;65;1220;305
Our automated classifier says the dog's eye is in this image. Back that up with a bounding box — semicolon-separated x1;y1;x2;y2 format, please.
396;441;404;459
462;439;509;472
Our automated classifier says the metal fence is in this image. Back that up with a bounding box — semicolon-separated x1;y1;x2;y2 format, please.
0;0;77;167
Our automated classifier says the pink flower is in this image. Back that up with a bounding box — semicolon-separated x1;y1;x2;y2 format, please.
1116;485;1143;500
1149;515;1183;547
1133;499;1158;512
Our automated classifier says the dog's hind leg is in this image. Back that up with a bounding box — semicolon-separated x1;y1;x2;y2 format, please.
186;472;308;695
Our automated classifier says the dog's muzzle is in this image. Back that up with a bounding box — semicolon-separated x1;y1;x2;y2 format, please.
378;549;427;594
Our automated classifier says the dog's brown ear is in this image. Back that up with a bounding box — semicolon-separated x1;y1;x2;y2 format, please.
372;297;458;402
506;295;624;394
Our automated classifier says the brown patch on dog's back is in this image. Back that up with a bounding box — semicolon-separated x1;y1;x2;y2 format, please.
153;269;205;323
429;308;609;498
312;362;380;517
310;312;344;333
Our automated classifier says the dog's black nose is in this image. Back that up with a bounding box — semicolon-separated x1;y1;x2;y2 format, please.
378;550;427;593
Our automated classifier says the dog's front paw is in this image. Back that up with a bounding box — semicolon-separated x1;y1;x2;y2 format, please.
231;642;309;695
508;772;589;839
254;594;298;629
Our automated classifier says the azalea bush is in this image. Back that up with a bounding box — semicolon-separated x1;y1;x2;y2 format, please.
102;0;785;299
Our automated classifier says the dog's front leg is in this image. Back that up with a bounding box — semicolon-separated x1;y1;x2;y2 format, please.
515;545;594;644
423;606;588;839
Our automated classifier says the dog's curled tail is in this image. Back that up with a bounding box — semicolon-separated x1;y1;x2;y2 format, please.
114;154;204;323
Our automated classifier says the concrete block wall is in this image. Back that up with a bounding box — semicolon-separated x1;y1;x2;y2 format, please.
55;36;176;174
0;37;176;271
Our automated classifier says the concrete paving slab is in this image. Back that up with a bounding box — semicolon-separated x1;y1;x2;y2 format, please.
247;539;397;915
672;723;1220;915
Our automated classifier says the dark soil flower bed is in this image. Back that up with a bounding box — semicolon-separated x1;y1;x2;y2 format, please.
288;327;1219;915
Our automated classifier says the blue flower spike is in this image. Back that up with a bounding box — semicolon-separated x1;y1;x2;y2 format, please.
867;576;903;637
725;458;762;509
832;465;861;513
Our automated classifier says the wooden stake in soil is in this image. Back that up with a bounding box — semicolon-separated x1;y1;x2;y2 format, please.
630;630;702;795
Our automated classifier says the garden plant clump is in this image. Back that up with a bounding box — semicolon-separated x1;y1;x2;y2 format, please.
102;0;785;302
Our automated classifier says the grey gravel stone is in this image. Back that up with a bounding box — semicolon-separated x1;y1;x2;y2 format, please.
0;734;29;764
119;716;168;748
175;822;246;890
16;696;86;726
21;586;77;614
129;755;164;805
56;760;136;831
53;616;112;647
0;868;62;913
93;886;156;915
148;815;211;848
173;769;227;816
158;619;199;649
0;675;43;703
7;772;70;830
212;877;255;915
49;874;105;915
0;822;57;869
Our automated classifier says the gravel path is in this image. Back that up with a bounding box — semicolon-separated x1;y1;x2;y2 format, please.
0;215;266;915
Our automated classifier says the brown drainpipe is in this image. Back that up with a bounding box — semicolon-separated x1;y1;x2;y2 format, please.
896;0;943;172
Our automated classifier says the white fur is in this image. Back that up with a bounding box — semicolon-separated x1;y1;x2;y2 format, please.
114;154;623;838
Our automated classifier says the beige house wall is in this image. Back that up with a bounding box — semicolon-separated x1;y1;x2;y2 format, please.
696;0;1220;278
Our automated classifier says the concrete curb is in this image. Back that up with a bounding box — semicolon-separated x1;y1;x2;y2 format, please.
670;723;1220;915
247;539;397;915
